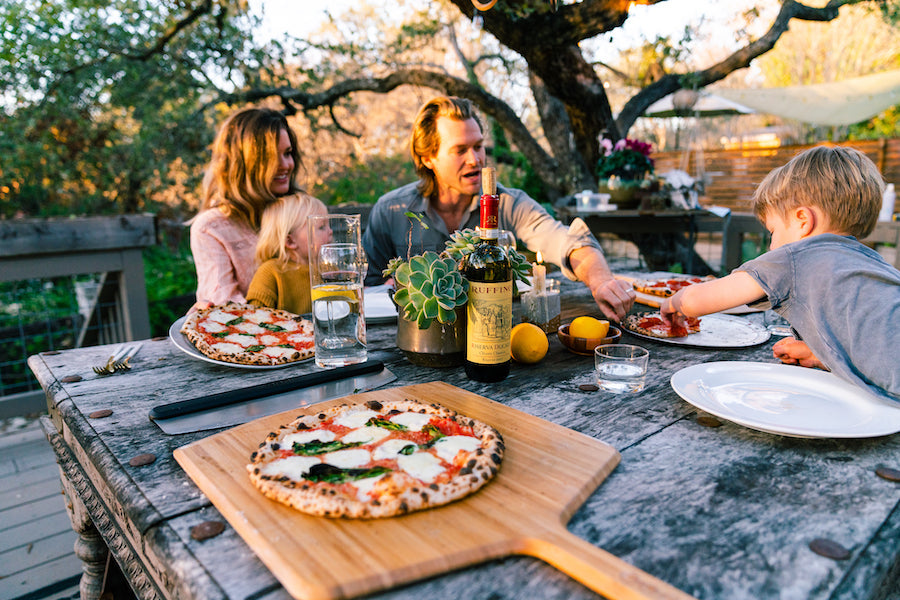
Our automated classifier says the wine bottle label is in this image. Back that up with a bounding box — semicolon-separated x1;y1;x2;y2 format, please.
466;281;512;364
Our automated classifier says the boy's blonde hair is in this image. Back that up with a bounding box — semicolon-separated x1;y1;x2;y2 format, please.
752;145;885;239
256;193;327;265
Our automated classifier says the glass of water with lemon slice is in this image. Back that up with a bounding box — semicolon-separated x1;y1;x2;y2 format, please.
308;214;367;367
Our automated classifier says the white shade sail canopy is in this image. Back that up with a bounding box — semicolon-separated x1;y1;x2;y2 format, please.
715;70;900;126
644;91;755;118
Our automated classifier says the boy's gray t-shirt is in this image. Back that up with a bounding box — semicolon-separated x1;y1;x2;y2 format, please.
737;233;900;402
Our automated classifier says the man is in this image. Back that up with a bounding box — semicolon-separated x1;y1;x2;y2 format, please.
362;96;635;321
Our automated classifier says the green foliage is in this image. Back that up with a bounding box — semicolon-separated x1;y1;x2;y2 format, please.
390;251;468;329
848;106;900;140
444;228;531;286
143;227;197;336
314;155;416;205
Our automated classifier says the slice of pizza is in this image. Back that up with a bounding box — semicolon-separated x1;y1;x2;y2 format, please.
247;399;504;518
180;303;315;366
623;311;701;339
631;275;715;298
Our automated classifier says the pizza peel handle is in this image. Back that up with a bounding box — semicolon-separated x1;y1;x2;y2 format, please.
149;360;385;420
524;527;698;600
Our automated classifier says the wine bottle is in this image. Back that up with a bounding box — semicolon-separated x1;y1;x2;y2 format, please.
461;167;512;382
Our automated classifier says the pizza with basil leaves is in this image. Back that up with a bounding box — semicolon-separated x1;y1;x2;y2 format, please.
247;398;504;518
180;303;314;366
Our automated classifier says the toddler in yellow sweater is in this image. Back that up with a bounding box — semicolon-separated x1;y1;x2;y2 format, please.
247;193;330;315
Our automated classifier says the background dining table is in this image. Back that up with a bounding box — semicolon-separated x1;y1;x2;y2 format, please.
27;276;900;600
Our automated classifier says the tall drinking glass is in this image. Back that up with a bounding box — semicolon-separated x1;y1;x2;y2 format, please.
308;214;367;368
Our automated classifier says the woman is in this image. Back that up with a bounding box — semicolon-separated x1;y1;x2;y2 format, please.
189;107;305;309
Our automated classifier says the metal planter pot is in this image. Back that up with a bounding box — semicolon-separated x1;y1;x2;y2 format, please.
396;307;466;368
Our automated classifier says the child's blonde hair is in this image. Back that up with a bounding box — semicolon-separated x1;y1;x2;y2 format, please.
752;145;885;239
256;193;327;265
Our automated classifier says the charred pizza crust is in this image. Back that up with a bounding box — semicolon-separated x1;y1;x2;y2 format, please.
247;399;504;518
181;303;314;366
632;275;715;298
622;311;701;339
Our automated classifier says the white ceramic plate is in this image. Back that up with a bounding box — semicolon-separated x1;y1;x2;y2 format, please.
168;317;311;370
363;286;398;325
671;361;900;438
622;313;770;348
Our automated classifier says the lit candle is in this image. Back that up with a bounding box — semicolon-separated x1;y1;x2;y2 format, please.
533;251;546;295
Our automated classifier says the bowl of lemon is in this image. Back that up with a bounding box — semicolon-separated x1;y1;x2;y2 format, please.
557;316;621;356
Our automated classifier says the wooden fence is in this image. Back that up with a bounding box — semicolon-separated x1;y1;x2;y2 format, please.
655;138;900;214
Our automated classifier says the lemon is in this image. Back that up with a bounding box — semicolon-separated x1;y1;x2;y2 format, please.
510;322;549;364
569;316;610;340
311;284;358;302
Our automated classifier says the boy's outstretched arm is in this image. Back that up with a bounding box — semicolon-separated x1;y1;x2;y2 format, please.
661;272;766;324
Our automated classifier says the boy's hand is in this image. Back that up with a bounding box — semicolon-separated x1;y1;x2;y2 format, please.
773;337;828;370
660;292;686;329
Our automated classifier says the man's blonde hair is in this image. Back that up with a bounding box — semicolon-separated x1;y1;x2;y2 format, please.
256;193;326;265
410;96;484;199
752;145;885;239
201;107;303;230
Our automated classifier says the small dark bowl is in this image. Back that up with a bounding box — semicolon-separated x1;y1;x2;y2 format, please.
557;323;622;356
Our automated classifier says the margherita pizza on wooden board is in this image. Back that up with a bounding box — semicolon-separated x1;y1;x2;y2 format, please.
247;398;504;518
630;275;715;298
180;303;315;366
623;311;702;339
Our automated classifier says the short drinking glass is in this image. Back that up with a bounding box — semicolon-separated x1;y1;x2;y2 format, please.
595;344;649;394
308;214;367;368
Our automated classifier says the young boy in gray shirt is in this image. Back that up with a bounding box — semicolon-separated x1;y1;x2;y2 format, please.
661;145;899;401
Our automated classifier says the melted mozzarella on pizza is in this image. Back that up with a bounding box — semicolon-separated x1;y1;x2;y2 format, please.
207;309;240;325
262;347;300;358
333;409;378;429
397;452;445;483
433;436;480;464
210;342;247;355
261;455;320;479
323;448;371;469
341;426;391;445
372;438;417;460
389;411;434;431
277;320;299;332
282;429;335;447
351;474;386;501
199;320;227;333
224;333;258;347
234;321;267;335
246;309;275;324
288;333;312;344
258;334;280;346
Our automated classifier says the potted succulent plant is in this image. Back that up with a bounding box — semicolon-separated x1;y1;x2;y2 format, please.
384;250;469;367
384;224;531;367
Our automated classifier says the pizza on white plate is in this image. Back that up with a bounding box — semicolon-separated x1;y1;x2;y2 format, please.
247;398;504;518
622;311;702;339
631;275;715;298
180;303;314;366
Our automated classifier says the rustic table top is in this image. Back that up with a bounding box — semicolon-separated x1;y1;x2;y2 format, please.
28;278;900;600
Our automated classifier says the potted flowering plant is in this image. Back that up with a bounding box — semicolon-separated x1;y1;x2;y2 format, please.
596;137;655;208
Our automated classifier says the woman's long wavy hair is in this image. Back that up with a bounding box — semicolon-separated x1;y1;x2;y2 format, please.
201;107;303;230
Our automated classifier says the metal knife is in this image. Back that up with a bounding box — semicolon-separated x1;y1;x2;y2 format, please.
149;360;397;435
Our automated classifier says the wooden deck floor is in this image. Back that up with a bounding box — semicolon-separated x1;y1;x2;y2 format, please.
0;417;81;600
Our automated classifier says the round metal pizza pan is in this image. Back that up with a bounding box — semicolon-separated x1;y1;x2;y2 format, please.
621;312;771;348
169;316;313;370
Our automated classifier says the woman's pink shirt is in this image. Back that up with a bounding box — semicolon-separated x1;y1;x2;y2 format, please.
189;208;258;306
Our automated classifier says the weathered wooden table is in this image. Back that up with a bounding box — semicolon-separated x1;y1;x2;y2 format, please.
28;280;900;600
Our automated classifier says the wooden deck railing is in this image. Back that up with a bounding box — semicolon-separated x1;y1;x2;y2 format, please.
0;214;156;417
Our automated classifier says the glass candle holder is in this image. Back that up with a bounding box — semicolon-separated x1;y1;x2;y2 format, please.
521;279;560;334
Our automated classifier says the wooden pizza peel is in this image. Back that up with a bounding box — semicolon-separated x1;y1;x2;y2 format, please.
174;382;696;600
